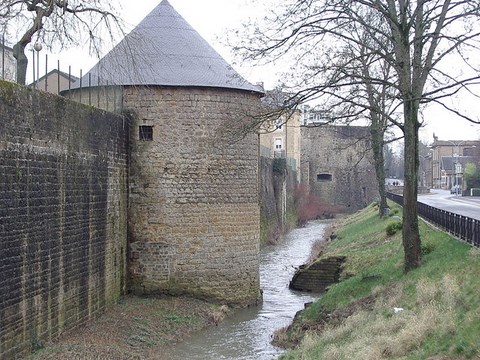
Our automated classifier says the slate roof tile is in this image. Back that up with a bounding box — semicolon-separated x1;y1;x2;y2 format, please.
71;0;262;94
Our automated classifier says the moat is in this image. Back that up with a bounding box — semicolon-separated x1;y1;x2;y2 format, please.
168;220;330;359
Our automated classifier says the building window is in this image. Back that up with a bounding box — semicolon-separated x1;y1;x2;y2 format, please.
317;173;333;182
274;138;283;150
139;125;153;141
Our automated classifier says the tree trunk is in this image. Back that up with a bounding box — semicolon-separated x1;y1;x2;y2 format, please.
13;43;28;85
402;99;421;272
371;126;388;217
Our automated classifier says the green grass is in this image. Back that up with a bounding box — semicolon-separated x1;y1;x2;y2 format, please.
279;202;480;359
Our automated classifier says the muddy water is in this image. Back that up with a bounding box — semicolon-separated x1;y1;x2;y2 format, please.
167;220;329;360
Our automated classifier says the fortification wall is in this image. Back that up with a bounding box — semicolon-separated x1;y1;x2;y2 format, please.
259;156;299;244
0;81;128;359
259;157;277;218
301;125;378;211
125;86;261;306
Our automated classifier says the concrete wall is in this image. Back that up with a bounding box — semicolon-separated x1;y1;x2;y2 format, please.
0;81;128;359
64;85;123;113
125;86;261;306
301;125;378;212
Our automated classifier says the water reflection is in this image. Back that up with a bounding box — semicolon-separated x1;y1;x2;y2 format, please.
168;220;329;360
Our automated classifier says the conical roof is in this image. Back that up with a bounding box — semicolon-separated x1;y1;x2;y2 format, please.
71;0;262;93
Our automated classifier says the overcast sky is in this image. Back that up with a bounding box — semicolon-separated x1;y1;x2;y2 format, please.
34;0;480;143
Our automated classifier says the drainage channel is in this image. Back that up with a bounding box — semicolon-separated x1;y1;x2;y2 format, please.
167;220;330;360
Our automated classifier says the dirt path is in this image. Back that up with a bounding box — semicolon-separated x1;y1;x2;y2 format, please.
26;295;230;360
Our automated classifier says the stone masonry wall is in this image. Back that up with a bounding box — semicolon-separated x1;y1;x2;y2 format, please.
259;156;298;244
125;86;261;306
0;81;128;359
260;156;279;228
289;256;346;292
301;125;378;212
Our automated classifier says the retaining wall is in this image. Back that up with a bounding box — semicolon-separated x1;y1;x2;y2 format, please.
0;81;128;359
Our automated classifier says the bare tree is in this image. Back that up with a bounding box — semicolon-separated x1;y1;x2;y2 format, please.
326;19;402;218
235;0;480;271
0;0;123;84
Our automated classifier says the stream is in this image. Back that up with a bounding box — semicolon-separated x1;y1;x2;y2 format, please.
168;220;330;360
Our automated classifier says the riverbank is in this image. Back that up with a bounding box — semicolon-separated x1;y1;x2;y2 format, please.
276;202;480;359
25;219;330;360
26;296;230;360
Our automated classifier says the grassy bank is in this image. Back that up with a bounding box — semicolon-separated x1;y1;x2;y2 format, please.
27;296;230;360
277;202;480;359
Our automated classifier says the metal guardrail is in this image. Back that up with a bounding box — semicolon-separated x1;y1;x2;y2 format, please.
386;192;479;247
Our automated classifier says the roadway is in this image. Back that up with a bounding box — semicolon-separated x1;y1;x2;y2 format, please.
417;189;480;220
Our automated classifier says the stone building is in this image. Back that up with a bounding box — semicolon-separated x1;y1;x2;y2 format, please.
259;111;301;178
67;0;263;306
259;91;302;181
301;125;378;211
429;135;479;190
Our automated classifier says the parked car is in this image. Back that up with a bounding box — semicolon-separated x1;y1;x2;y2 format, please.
450;185;461;194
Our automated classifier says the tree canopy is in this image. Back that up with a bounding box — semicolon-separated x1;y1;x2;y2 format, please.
235;0;480;271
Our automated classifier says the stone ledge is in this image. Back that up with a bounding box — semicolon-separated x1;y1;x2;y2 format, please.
289;255;346;292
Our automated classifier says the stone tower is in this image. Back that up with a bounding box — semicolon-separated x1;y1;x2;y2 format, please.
69;0;263;306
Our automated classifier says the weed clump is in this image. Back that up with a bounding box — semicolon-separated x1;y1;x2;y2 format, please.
421;241;436;256
385;221;402;236
388;207;400;217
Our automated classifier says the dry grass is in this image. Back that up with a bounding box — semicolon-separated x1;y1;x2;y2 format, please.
289;276;462;360
27;295;228;360
280;204;479;360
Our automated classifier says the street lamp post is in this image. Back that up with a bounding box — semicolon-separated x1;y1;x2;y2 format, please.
34;42;42;89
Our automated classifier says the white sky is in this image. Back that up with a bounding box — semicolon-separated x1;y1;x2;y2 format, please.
30;0;480;144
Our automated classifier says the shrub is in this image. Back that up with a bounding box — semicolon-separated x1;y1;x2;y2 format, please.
421;242;436;256
294;184;340;226
388;207;400;217
386;221;402;236
272;158;287;174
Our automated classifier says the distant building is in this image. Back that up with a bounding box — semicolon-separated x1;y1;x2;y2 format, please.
259;91;302;180
31;69;78;94
1;43;16;82
421;152;433;188
439;155;474;190
430;135;479;189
